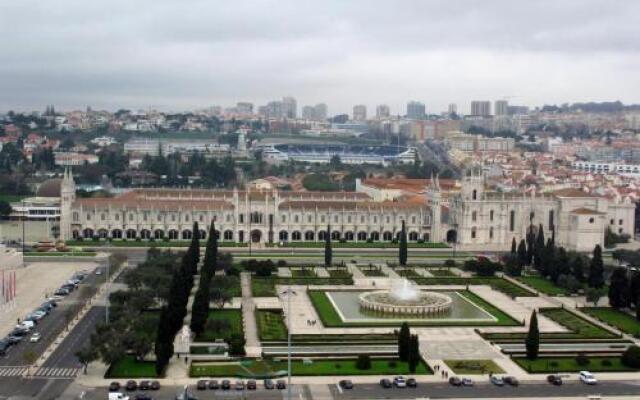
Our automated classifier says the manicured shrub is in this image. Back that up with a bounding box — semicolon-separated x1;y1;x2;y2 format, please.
601;359;612;367
575;354;590;366
388;360;397;368
355;354;372;370
549;361;558;367
621;345;640;368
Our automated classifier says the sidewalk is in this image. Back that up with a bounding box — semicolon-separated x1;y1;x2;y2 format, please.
241;272;261;357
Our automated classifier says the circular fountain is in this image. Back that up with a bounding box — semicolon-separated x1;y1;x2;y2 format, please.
358;279;452;315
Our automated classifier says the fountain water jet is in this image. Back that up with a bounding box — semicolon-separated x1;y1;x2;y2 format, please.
358;278;452;315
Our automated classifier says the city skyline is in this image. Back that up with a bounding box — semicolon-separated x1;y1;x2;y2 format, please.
1;0;639;114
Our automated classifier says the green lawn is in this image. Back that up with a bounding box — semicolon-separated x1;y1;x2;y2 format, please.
251;277;354;297
290;268;317;278
0;194;28;203
397;268;421;278
256;309;288;341
444;359;504;375
327;268;352;279
428;269;457;277
211;275;241;297
190;358;432;377
66;239;247;247
24;251;97;257
412;276;536;297
308;289;520;327
514;356;638;373
359;267;386;277
275;242;449;249
196;309;243;342
517;276;571;296
106;356;157;378
482;307;618;341
583;307;640;336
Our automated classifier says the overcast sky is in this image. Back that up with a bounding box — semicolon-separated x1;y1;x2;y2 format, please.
0;0;638;115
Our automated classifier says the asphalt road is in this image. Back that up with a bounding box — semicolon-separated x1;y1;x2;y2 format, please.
0;266;102;367
330;380;640;399
81;384;302;400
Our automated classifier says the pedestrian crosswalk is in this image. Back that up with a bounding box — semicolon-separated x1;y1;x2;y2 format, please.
0;366;81;378
33;367;81;378
0;367;27;377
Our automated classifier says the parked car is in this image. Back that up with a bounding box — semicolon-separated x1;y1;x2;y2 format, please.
462;378;474;386
449;376;462;386
30;333;41;343
380;378;392;388
547;374;563;386
125;380;138;391
150;381;160;390
503;376;519;386
221;380;231;390
54;288;69;296
139;381;150;390
207;380;218;390
134;394;152;400
234;381;244;391
490;376;505;386
579;371;597;385
276;380;286;389
339;380;354;389
7;335;22;345
247;380;256;390
110;382;122;392
264;379;274;389
108;393;129;400
406;378;417;388
0;340;9;356
393;376;406;388
196;380;207;390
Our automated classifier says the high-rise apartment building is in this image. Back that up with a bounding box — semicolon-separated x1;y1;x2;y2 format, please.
448;103;458;115
353;104;367;121
494;100;508;116
314;103;327;120
282;96;297;119
376;104;390;119
302;106;315;120
470;101;491;116
406;101;426;120
236;102;253;115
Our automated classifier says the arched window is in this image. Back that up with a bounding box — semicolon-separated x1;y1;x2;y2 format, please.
490;210;494;222
472;211;477;222
224;230;234;241
370;232;380;241
509;210;515;231
357;231;367;241
471;227;477;239
182;230;192;240
278;231;288;241
292;231;301;241
409;232;418;241
383;231;392;241
331;231;341;240
472;189;477;200
304;231;314;241
344;231;354;241
73;212;79;222
489;227;494;239
318;231;327;241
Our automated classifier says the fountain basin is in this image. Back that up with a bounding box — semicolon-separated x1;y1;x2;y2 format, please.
358;290;452;315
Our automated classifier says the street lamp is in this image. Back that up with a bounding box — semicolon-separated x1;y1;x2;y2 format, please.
280;287;296;400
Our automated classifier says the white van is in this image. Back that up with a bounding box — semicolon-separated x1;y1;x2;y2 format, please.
108;393;130;400
18;321;35;330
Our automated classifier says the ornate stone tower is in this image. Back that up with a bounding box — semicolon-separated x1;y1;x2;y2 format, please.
460;165;485;201
426;173;443;242
59;168;76;241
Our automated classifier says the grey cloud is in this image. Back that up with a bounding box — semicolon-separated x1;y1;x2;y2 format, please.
0;0;637;113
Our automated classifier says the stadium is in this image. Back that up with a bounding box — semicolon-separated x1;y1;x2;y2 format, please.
259;143;417;165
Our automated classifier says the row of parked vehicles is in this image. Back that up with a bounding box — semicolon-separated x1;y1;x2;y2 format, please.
196;378;286;391
379;376;417;389
0;270;88;357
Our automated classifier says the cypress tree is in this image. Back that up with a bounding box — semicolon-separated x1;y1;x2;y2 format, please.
203;220;218;276
533;224;545;271
399;220;408;267
525;311;539;360
526;225;535;265
324;224;332;267
189;221;200;274
608;267;630;309
407;334;420;373
511;237;517;254
589;244;605;289
398;322;410;362
517;239;527;267
571;255;585;282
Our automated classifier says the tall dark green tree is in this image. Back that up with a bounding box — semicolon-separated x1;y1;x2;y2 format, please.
588;244;605;289
189;221;201;273
407;334;420;373
398;322;410;362
517;239;527;267
608;267;630;309
203;220;218;275
511;237;517;254
526;225;535;265
525;311;539;360
533;224;545;271
399;220;408;267
571;255;586;283
324;224;332;267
